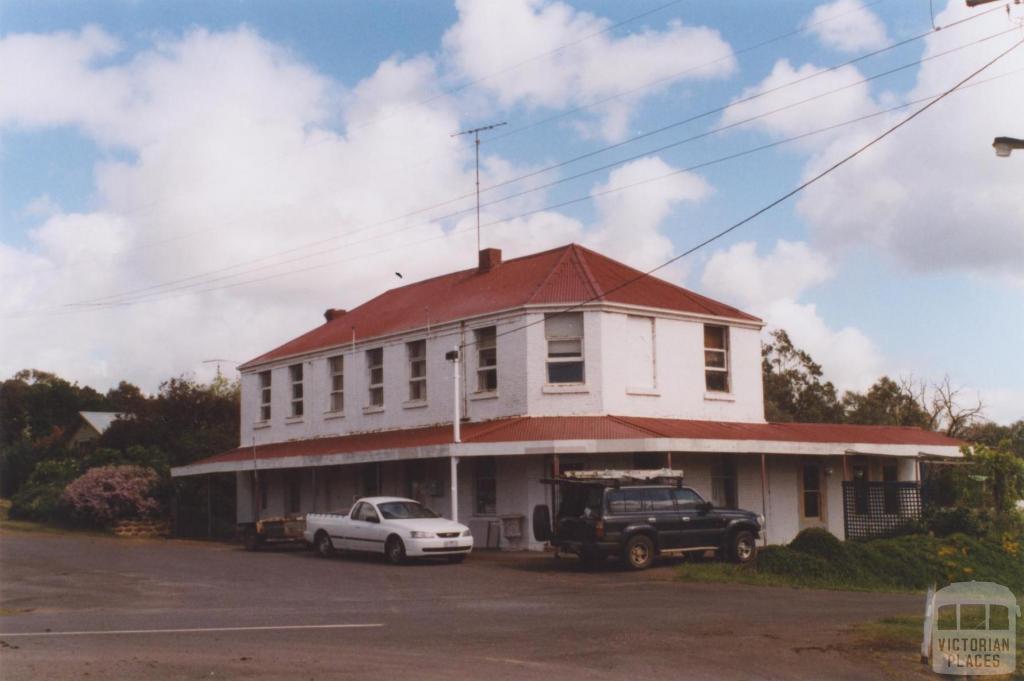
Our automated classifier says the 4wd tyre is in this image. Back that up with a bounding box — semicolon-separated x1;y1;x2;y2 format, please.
623;534;656;570
314;531;335;558
386;536;407;565
729;529;757;564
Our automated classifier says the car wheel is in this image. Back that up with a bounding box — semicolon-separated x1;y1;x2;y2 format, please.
446;554;466;564
729;530;757;564
386;536;407;565
242;526;262;552
315;531;334;558
623;535;656;570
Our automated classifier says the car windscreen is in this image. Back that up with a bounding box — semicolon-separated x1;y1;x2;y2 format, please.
377;502;439;519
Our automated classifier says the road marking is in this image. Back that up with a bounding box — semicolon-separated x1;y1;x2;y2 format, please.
0;623;384;638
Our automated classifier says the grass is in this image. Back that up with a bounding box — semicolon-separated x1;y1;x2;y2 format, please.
854;615;1024;679
677;531;1024;594
0;498;109;537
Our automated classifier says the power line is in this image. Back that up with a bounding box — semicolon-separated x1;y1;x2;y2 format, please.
39;0;913;273
66;0;689;228
471;36;1024;353
62;26;1018;309
22;65;1018;320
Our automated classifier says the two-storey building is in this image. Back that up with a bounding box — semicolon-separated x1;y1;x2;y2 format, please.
171;244;962;548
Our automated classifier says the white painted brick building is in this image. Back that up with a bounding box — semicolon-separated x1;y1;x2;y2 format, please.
172;244;962;548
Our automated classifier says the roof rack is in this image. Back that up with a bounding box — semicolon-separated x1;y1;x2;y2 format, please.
541;468;686;487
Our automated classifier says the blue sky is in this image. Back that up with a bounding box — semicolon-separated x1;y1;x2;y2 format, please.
1;0;1022;422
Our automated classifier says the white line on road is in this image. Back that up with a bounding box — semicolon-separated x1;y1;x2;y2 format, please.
0;623;384;638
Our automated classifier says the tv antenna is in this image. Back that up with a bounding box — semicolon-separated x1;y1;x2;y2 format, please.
202;358;239;379
451;121;507;253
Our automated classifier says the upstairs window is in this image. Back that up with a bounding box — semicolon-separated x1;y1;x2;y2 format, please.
366;348;384;407
545;312;584;384
703;325;730;392
475;326;497;392
289;364;304;417
407;340;427;402
258;371;271;421
328;355;344;413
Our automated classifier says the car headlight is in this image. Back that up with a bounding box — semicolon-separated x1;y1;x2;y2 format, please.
461;528;472;537
410;531;435;539
757;514;765;527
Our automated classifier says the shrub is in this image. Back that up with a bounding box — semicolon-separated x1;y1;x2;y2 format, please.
9;459;81;522
788;527;845;561
923;506;987;537
62;465;162;526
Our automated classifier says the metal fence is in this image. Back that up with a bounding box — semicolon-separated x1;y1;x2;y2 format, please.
842;481;923;540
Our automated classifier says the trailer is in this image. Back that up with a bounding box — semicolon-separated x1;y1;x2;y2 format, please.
240;515;306;551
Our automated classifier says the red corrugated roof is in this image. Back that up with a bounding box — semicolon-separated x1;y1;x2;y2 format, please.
241;244;760;368
186;416;963;468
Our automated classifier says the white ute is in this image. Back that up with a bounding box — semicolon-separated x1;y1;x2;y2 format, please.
304;496;473;564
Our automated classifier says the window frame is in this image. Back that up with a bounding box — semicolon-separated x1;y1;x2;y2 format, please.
474;326;498;393
366;348;384;408
544;312;585;385
703;324;730;393
327;355;344;413
474;457;497;516
710;455;737;508
288;364;304;418
258;370;272;422
406;340;427;403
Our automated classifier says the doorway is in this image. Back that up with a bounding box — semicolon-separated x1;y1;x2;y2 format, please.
798;461;827;529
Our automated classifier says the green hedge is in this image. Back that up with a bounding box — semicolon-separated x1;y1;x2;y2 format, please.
679;528;1024;593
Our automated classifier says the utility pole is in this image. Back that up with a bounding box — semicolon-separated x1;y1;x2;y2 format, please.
451;121;507;253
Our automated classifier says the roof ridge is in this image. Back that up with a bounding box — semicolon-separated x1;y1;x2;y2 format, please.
569;243;605;301
574;244;756;320
526;244;574;304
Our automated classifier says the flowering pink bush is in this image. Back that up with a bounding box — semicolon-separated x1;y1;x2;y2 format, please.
62;465;162;525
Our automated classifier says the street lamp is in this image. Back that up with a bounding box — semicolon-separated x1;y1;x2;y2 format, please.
992;137;1024;157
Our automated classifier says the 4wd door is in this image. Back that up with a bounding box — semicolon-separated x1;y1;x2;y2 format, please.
642;488;684;549
672;488;724;548
606;488;683;549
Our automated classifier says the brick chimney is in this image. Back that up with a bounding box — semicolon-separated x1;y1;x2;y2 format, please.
478;247;502;273
323;308;346;322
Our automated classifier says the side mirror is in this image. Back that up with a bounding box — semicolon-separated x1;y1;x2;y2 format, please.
368;516;380;524
700;501;714;513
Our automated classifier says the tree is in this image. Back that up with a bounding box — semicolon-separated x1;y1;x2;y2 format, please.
99;376;239;468
962;419;1024;459
842;377;933;429
761;330;843;423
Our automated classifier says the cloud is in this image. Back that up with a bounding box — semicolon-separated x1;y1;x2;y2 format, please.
804;0;889;53
442;0;735;141
720;59;878;143
585;156;711;274
701;240;832;309
700;240;882;391
0;24;705;393
794;3;1024;279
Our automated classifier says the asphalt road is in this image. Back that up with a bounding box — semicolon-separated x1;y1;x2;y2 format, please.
0;531;931;681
